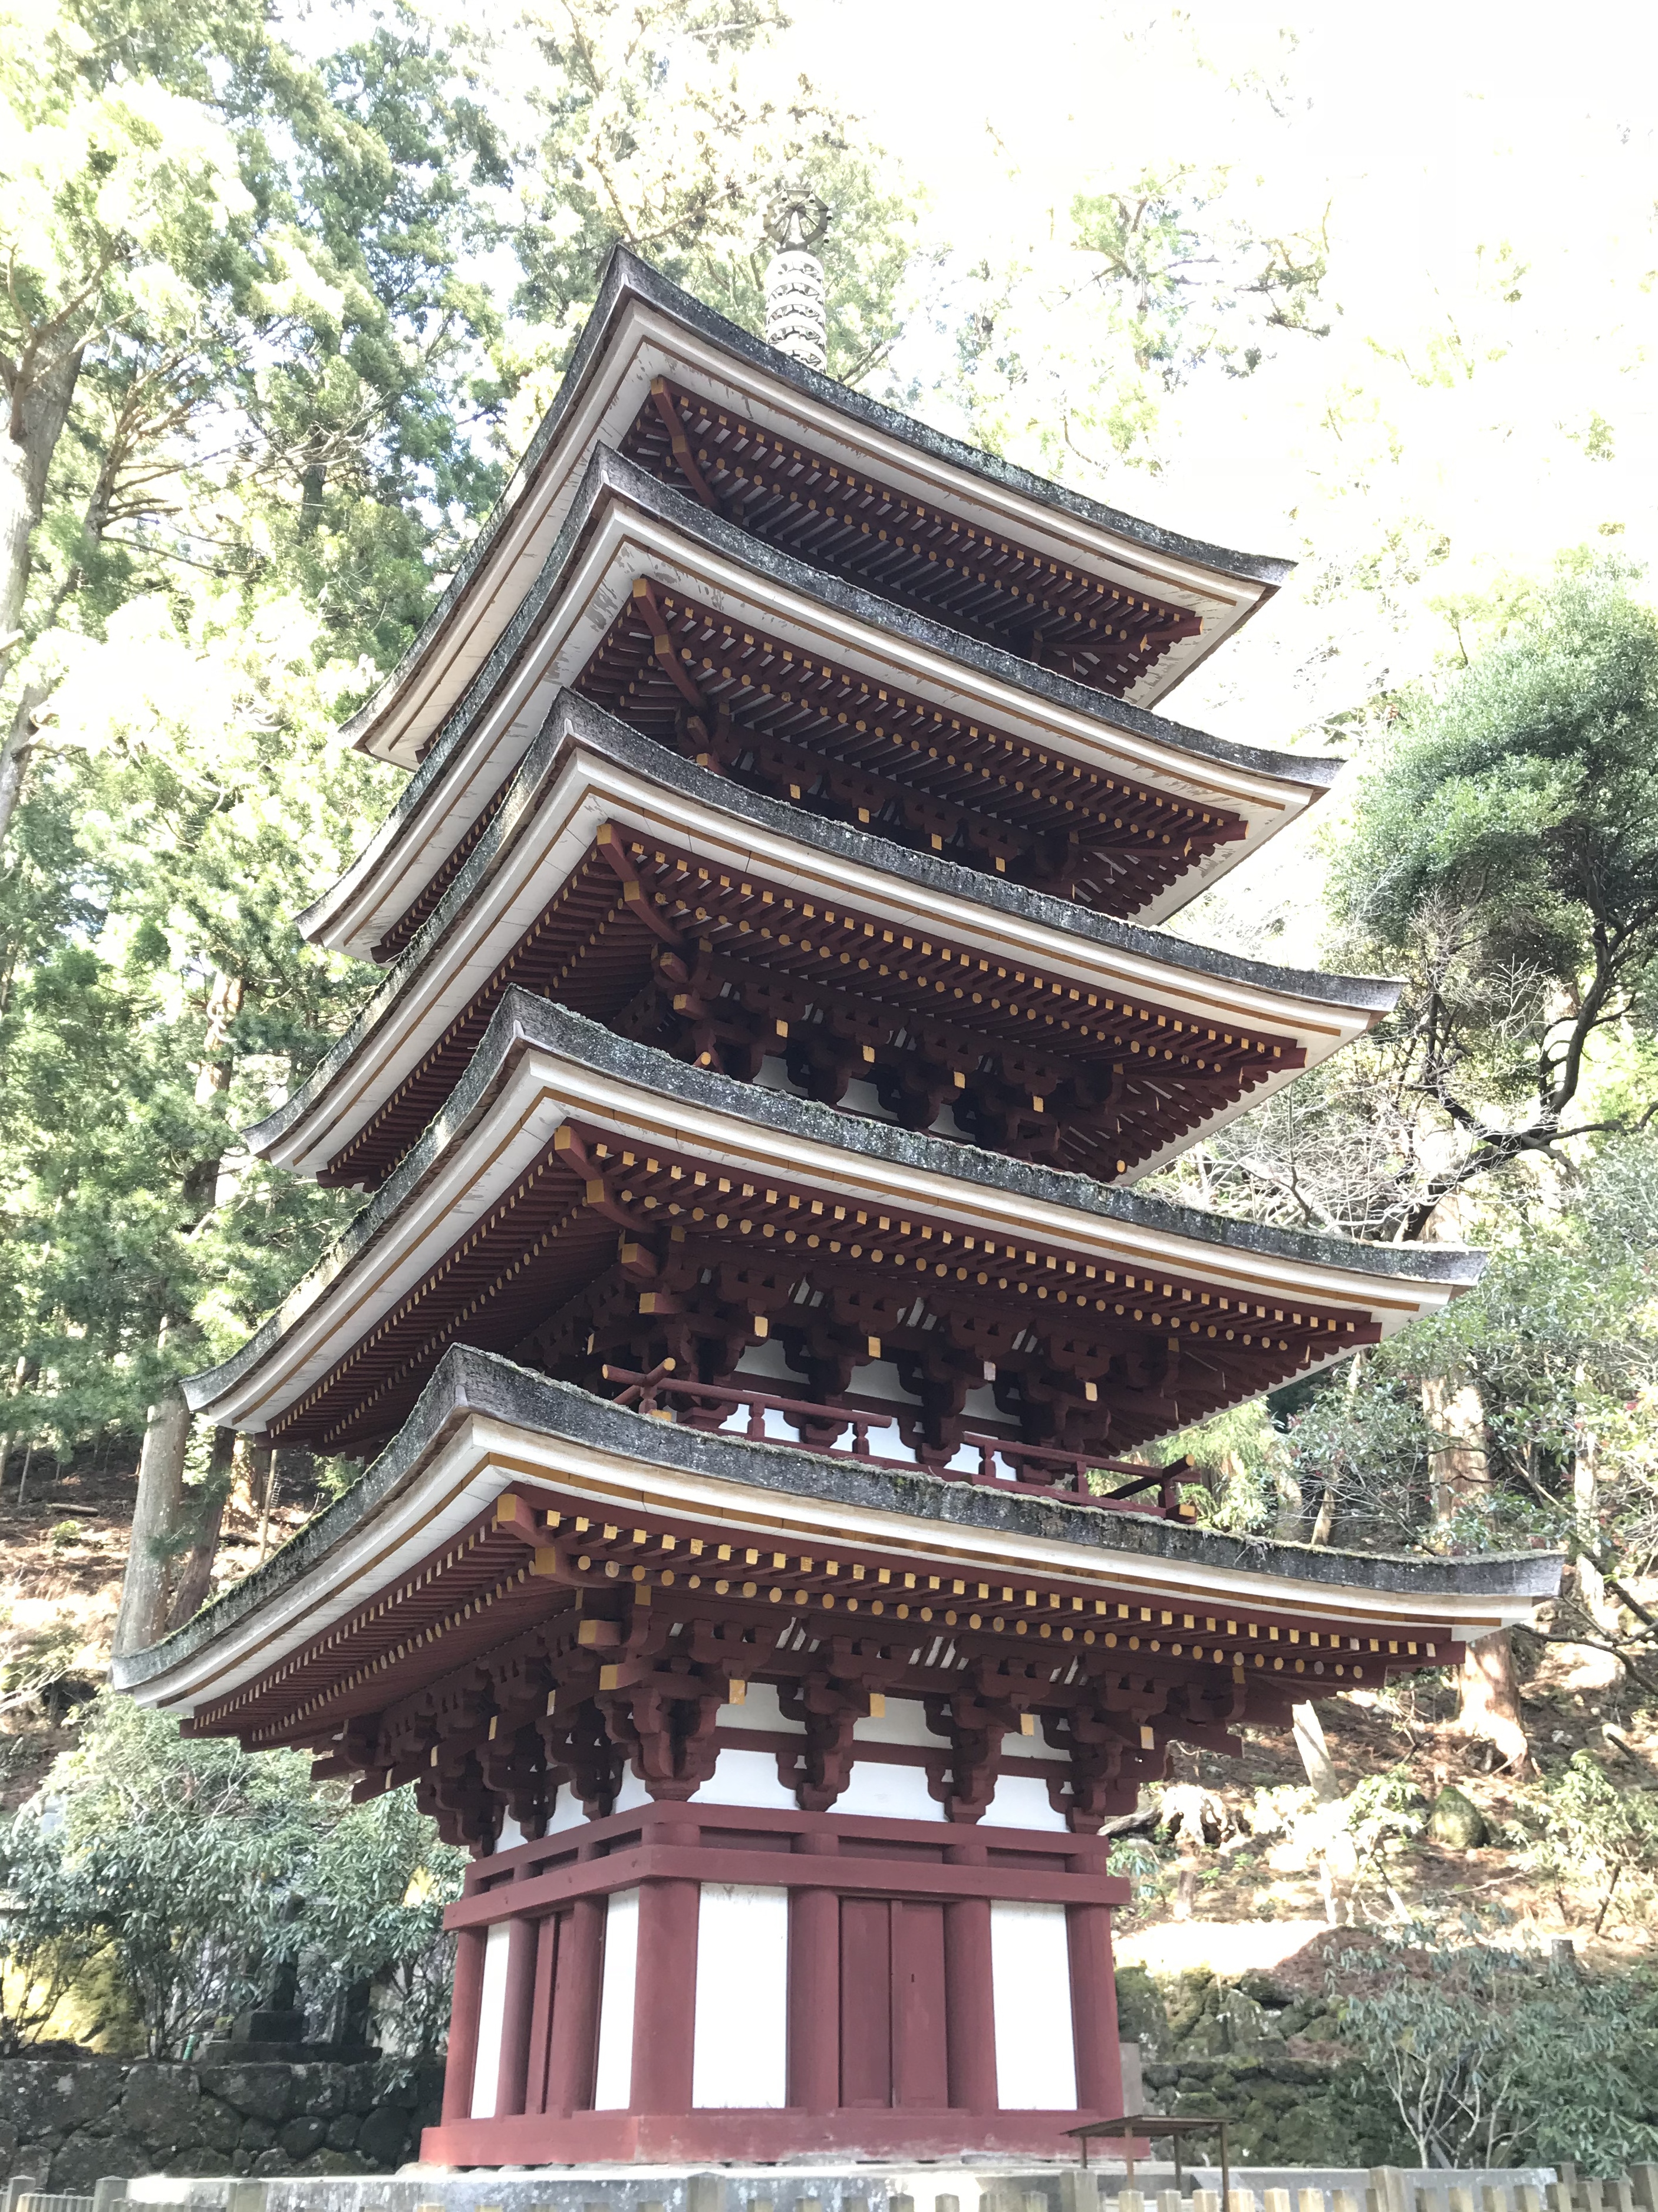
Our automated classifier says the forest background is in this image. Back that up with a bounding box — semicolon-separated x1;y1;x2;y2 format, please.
2;0;1658;2160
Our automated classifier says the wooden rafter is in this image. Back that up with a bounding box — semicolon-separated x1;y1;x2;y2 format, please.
322;831;1299;1193
621;381;1207;698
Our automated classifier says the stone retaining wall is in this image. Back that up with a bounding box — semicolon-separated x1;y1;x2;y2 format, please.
0;2058;443;2189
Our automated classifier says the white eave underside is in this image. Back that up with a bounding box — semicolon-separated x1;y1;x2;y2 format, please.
198;1019;1470;1439
258;718;1389;1188
348;287;1284;776
308;482;1325;962
121;1410;1540;1723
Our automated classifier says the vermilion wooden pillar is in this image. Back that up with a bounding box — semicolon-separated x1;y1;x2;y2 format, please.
1069;1894;1124;2117
631;1874;699;2112
441;1924;488;2125
523;1910;561;2115
944;1837;997;2112
495;1913;539;2117
424;1800;1132;2163
789;1829;841;2112
543;1894;605;2115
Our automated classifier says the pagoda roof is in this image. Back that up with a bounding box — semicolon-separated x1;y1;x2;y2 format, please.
118;1343;1558;1735
252;693;1398;1191
306;449;1336;962
346;249;1292;776
189;991;1479;1457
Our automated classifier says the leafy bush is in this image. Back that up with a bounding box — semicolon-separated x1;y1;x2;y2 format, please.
1513;1751;1658;1936
4;1694;464;2059
1331;1922;1658;2170
0;1805;106;2055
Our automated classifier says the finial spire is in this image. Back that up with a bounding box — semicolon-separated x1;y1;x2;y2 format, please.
764;193;830;374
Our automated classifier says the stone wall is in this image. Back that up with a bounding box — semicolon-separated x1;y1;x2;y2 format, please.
0;2058;444;2189
1115;1965;1403;2168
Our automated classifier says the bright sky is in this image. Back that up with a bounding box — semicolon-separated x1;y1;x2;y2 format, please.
779;0;1658;742
279;0;1657;947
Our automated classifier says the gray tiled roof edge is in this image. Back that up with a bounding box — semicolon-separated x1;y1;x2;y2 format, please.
302;444;1337;944
344;247;1293;750
256;691;1398;1160
115;1341;1561;1692
197;988;1482;1419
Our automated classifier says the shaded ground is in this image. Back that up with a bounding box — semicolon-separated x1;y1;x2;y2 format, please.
1123;1640;1658;1975
0;1448;316;1807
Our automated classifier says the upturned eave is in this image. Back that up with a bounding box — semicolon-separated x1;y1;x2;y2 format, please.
345;248;1294;774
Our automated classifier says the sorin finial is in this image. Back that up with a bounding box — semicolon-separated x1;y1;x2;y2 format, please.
764;193;831;373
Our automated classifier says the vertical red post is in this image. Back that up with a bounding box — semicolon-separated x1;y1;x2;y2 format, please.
891;1898;949;2109
523;1910;561;2115
544;1894;605;2115
1067;1898;1123;2116
630;1875;700;2112
441;1923;489;2124
944;1838;997;2114
494;1913;540;2118
789;1830;841;2113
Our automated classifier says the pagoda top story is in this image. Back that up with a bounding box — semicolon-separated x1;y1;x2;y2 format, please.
352;250;1293;777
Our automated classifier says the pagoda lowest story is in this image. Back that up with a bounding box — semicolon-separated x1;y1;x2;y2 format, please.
113;236;1560;2169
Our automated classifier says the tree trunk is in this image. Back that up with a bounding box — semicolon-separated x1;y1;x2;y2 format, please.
1422;1373;1488;1521
1273;1462;1305;1540
113;1380;192;1659
167;1425;236;1631
1571;1425;1623;1683
1458;1627;1529;1770
1292;1700;1342;1801
1;338;84;843
252;1442;278;1562
193;973;243;1104
0;678;45;850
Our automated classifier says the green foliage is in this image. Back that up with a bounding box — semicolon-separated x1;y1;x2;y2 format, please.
1515;1751;1658;1936
1335;565;1658;975
506;0;916;388
0;596;391;1452
0;1802;106;2055
17;1693;464;2059
1147;1399;1284;1534
0;0;921;1509
1326;562;1658;1223
1331;1925;1658;2170
949;152;1331;477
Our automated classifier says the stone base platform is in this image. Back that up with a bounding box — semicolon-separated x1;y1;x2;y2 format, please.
118;2161;1561;2212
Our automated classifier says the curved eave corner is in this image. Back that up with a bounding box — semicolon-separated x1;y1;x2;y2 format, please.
339;246;1296;773
185;989;1485;1440
300;443;1335;957
117;1344;1560;1715
250;697;1400;1180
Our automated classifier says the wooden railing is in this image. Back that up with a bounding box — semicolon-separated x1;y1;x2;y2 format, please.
601;1362;1196;1519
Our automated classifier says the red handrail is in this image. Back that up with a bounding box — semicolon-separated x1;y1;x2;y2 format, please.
599;1364;1195;1520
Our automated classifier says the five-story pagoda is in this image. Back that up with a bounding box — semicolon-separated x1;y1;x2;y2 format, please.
114;243;1557;2168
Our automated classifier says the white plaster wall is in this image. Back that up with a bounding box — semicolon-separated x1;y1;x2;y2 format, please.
982;1773;1068;1830
468;1920;512;2118
612;1768;652;1815
690;1883;790;2107
990;1898;1076;2108
855;1695;941;1748
831;1760;944;1821
690;1746;799;1809
591;1887;640;2109
716;1680;805;1732
1000;1726;1069;1762
543;1782;586;1833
